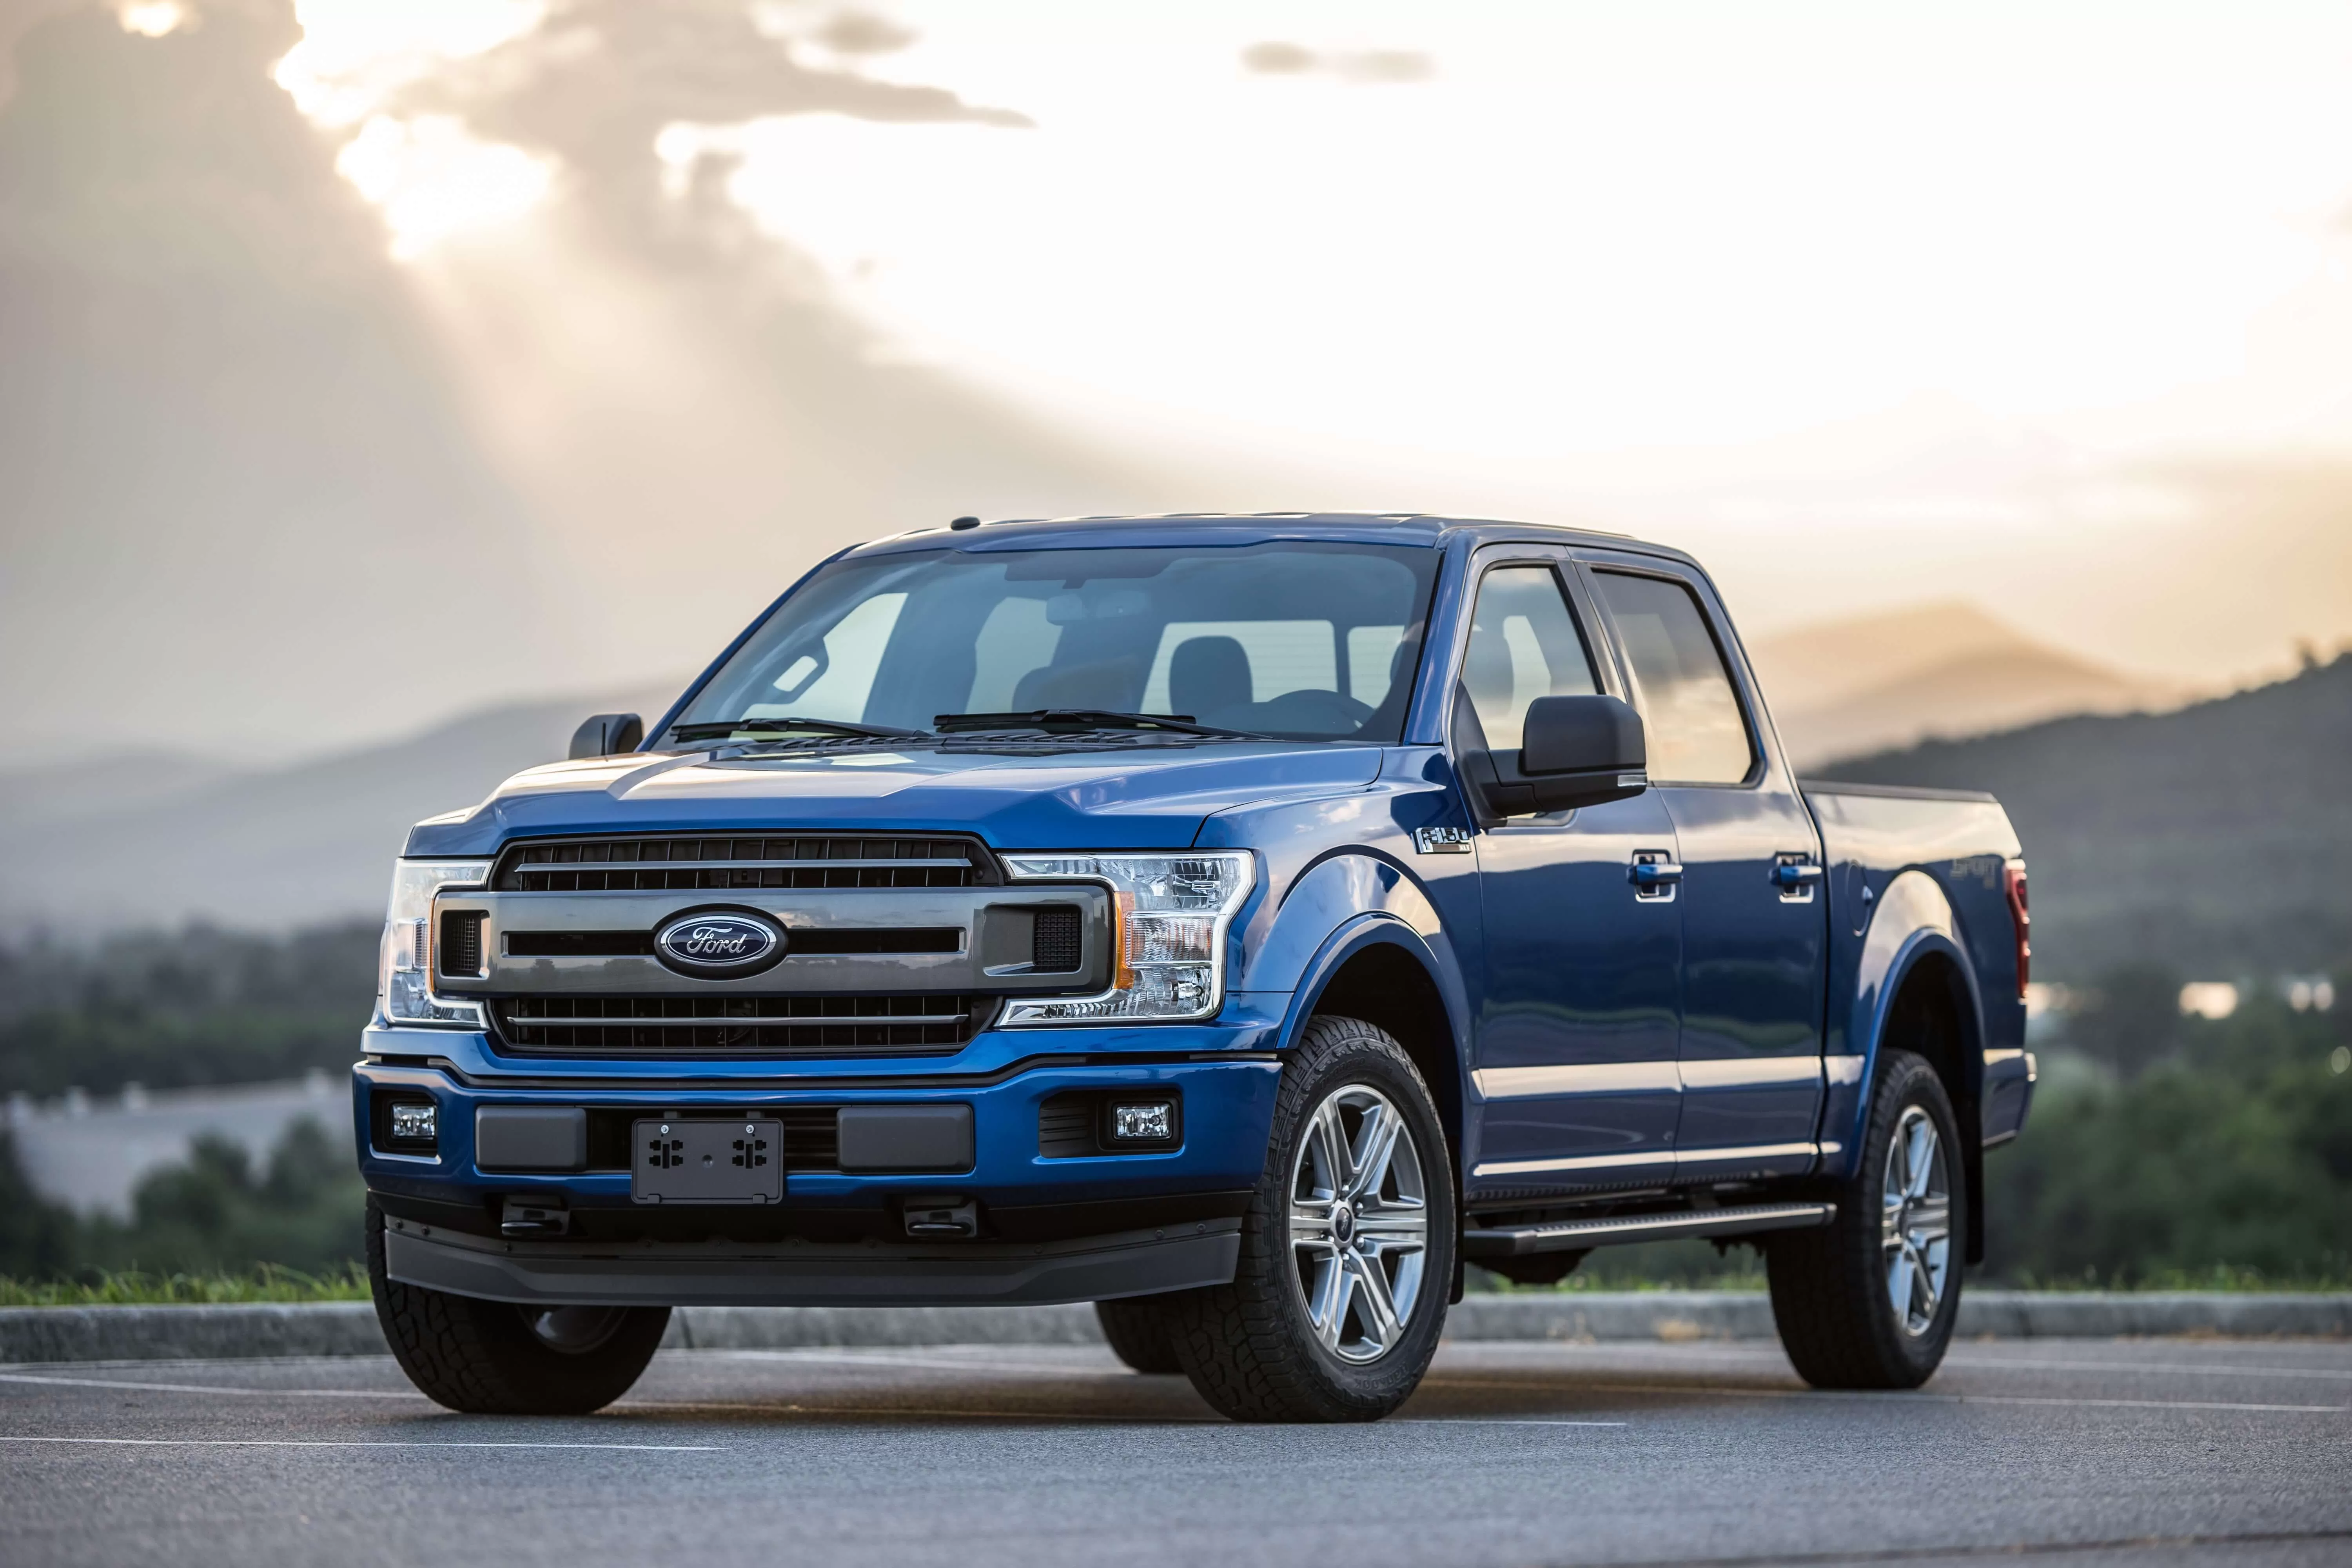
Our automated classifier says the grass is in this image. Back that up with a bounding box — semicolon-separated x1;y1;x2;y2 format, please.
0;1263;370;1307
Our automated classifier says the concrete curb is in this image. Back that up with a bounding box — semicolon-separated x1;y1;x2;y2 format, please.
3;1291;2344;1365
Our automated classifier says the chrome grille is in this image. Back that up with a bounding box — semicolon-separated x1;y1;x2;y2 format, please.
495;835;989;893
490;994;986;1057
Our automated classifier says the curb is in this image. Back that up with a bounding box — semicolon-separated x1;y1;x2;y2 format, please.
3;1291;2344;1365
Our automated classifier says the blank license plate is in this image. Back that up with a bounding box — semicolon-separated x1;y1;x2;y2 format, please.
631;1118;783;1205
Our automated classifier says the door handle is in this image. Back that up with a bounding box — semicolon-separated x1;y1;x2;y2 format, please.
1773;861;1823;889
1629;852;1683;891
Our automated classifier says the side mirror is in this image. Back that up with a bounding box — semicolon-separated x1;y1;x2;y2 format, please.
569;712;644;760
1456;692;1648;820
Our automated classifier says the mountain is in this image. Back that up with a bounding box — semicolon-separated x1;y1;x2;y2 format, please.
1747;602;2186;768
1815;655;2352;978
0;682;679;934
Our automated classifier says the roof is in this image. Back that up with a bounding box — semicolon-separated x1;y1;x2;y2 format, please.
847;510;1684;561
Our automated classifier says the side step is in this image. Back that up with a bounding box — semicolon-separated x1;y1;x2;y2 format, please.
1462;1201;1836;1259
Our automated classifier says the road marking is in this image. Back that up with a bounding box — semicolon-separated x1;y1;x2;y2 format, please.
0;1372;426;1399
1421;1374;2347;1414
0;1436;720;1451
1403;1417;1628;1428
623;1398;1218;1423
1943;1354;2352;1381
703;1350;1130;1378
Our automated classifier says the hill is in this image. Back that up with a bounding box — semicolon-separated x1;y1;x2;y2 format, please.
1749;602;2184;768
1815;654;2352;978
0;682;677;934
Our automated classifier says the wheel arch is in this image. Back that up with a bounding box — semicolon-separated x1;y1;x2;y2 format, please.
1278;917;1469;1190
1838;869;1991;1264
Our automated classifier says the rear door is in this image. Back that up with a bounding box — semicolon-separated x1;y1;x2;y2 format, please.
1581;556;1827;1181
1456;548;1685;1194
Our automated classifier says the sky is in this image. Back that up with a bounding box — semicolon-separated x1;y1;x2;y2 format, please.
4;0;2351;761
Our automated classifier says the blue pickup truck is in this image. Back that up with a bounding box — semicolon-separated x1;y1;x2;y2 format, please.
356;512;2034;1421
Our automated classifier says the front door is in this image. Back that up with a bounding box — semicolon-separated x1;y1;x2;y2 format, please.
1585;561;1827;1181
1461;555;1684;1195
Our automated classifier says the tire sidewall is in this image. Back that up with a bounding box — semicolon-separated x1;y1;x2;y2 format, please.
1256;1022;1457;1411
1862;1054;1966;1377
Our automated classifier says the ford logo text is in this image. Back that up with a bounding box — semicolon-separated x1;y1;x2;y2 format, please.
653;911;785;977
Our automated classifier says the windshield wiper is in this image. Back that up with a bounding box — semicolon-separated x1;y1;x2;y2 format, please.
670;716;926;742
931;709;1263;739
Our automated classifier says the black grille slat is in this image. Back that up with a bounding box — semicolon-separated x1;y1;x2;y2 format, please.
496;836;986;893
1029;905;1082;973
491;995;984;1057
503;927;962;959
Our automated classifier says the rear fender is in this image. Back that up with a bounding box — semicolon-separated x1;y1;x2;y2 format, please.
1829;869;1990;1259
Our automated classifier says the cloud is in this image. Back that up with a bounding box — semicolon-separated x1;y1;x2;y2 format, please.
1240;40;1434;85
812;8;915;58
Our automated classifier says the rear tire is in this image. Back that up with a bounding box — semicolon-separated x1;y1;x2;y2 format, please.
1766;1051;1964;1388
1094;1296;1185;1374
367;1199;670;1414
1164;1015;1455;1422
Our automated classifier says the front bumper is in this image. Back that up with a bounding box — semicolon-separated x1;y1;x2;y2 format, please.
355;1020;1284;1307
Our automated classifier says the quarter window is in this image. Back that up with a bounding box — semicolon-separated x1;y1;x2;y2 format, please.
1591;572;1754;784
1461;565;1599;752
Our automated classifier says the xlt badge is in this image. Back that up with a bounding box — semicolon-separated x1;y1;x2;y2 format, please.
652;911;786;978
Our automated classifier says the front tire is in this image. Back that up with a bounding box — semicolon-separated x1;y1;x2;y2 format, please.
1766;1050;1964;1388
1165;1015;1456;1422
1094;1297;1185;1374
367;1199;670;1414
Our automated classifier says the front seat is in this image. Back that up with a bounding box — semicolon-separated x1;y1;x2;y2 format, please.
1168;636;1254;723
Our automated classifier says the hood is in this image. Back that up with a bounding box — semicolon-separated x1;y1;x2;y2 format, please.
402;740;1385;857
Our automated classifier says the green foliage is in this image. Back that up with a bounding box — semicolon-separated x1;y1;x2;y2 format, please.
0;1118;366;1286
1983;990;2352;1286
0;921;377;1097
0;1263;368;1306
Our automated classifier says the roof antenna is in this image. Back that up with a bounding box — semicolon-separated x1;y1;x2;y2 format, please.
949;515;981;531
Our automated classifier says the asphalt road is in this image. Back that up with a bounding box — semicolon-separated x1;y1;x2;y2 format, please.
2;1335;2347;1568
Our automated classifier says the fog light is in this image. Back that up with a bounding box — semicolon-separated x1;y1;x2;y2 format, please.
390;1103;437;1143
1107;1099;1175;1145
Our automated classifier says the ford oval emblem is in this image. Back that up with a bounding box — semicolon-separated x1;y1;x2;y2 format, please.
653;911;785;977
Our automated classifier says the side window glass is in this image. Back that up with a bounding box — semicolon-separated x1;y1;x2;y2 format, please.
1591;572;1754;784
1461;565;1599;751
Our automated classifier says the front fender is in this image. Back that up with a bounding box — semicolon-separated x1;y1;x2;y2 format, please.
1223;849;1473;1077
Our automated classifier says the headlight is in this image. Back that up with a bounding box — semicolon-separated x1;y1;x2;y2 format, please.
996;852;1254;1024
376;859;492;1029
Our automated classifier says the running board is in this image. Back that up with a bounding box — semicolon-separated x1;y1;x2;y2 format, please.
1462;1201;1836;1258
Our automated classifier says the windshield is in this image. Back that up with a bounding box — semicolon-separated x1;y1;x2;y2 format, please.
673;541;1440;744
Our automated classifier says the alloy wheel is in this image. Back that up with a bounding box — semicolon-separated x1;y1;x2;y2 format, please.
1288;1084;1430;1363
1881;1105;1953;1336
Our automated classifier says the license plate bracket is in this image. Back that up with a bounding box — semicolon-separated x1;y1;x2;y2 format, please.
631;1118;784;1205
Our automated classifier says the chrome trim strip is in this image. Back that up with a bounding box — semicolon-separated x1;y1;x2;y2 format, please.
1677;1056;1822;1090
1983;1047;2027;1066
1472;1063;1680;1099
1670;1140;1818;1165
498;1011;969;1029
1825;1053;1865;1085
1472;1149;1677;1178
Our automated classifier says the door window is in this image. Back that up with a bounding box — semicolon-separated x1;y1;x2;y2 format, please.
1591;572;1754;784
1462;565;1600;751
